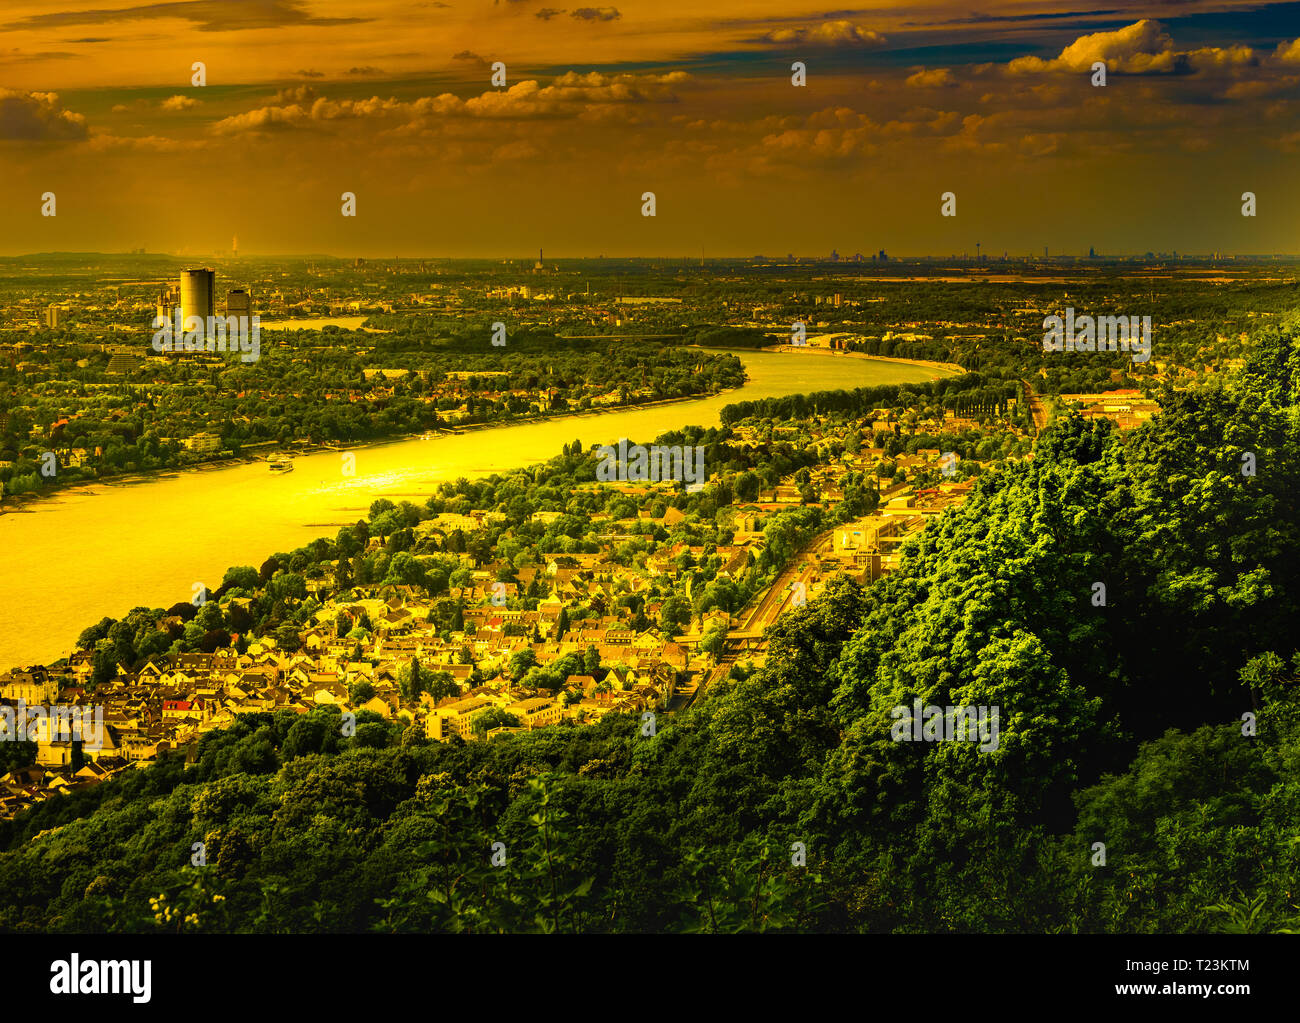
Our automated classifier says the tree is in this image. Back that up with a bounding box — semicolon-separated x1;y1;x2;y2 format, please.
426;670;457;704
398;658;424;701
274;623;302;652
659;596;690;637
700;623;728;662
222;565;260;592
509;648;538;680
472;708;522;739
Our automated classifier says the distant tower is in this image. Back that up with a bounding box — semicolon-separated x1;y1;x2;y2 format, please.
535;248;544;272
180;269;215;325
232;235;238;258
45;305;62;329
226;289;252;319
157;282;179;324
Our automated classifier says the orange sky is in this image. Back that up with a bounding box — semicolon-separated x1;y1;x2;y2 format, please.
1;1;1298;256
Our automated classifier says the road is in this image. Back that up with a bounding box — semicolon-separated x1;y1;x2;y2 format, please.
1021;378;1048;433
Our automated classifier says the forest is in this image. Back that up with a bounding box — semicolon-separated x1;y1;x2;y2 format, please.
1;315;1297;933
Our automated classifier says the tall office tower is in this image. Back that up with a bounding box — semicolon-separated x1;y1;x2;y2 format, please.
232;235;238;258
46;305;62;329
226;289;252;319
180;269;215;325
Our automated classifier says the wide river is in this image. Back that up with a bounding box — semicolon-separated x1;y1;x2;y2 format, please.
0;349;953;670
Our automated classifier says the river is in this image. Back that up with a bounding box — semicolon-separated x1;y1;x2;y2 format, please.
0;349;953;670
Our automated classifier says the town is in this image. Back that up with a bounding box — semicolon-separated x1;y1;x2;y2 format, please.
1;378;1031;818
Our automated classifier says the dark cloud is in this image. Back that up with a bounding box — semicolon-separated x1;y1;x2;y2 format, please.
535;8;564;20
0;49;80;63
4;1;370;34
346;66;384;75
571;7;619;21
295;69;325;78
453;50;490;66
0;88;89;141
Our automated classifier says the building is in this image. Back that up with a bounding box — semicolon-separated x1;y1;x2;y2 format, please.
426;695;496;741
45;305;62;329
180;269;216;325
105;354;142;375
182;432;221;454
157;283;180;324
226;289;252;319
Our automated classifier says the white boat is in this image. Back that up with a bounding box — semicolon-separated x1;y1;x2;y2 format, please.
269;457;294;474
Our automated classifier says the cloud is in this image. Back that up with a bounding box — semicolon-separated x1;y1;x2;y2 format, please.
1008;20;1177;74
160;94;201;110
3;0;369;34
0;48;79;64
296;69;325;78
346;66;384;76
209;71;692;136
535;8;564;20
906;68;956;88
759;20;887;49
453;50;491;67
756;106;880;165
570;7;619;21
1274;39;1300;64
274;85;318;104
85;131;197;152
211;103;309;135
0;88;88;141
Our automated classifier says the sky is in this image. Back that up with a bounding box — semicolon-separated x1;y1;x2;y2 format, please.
0;0;1298;257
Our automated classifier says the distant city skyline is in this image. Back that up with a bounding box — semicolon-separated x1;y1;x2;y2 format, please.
1;1;1298;256
6;248;1296;261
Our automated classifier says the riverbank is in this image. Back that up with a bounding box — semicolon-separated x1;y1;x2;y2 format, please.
0;382;748;515
762;345;965;376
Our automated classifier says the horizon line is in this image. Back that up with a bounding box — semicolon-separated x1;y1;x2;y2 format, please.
4;251;1300;262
